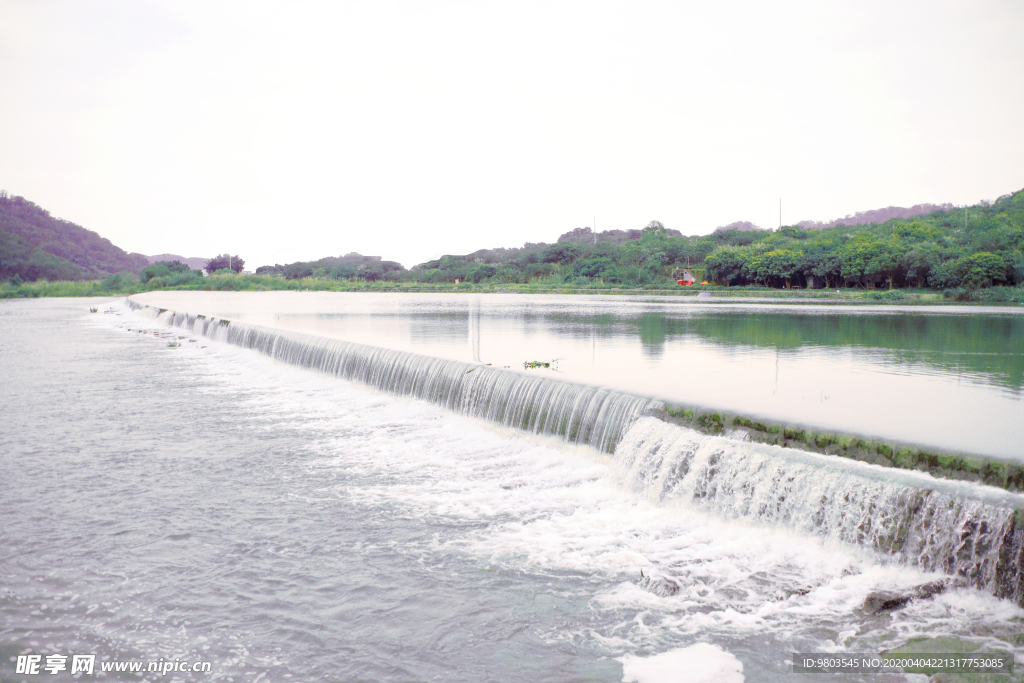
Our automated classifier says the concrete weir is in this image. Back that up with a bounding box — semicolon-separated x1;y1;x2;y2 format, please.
125;297;1024;607
653;404;1024;494
124;298;660;454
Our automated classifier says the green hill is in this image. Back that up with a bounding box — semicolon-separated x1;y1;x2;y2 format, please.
0;229;82;282
0;192;149;281
402;190;1024;296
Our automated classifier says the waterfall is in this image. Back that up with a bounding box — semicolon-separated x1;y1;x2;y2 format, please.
127;298;1024;606
614;417;1024;606
127;300;660;453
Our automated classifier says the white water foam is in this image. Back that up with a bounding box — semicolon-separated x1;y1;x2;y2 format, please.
613;417;1024;605
619;643;744;683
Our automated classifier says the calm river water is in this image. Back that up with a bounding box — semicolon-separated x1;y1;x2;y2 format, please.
136;292;1024;459
2;296;1022;683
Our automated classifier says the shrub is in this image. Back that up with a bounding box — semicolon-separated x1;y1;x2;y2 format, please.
470;264;497;283
101;273;135;290
867;290;905;301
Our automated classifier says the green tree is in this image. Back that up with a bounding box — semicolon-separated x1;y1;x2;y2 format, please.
140;260;191;283
492;264;524;284
901;244;942;288
330;263;358;279
284;262;313;279
869;237;907;289
838;237;904;287
892;220;943;242
777;225;809;239
101;272;136;291
704;246;753;285
749;249;802;287
469;264;497;283
205;254;244;273
961;252;1009;289
928;252;1007;290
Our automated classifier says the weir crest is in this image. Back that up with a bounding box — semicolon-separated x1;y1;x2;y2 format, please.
128;299;659;454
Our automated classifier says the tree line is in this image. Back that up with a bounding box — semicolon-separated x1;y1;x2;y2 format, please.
260;189;1022;297
401;191;1024;294
4;188;1022;299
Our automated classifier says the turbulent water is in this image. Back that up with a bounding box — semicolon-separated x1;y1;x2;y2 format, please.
614;419;1024;606
3;298;1024;683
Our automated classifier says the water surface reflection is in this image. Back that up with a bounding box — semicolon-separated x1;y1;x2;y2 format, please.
135;292;1024;459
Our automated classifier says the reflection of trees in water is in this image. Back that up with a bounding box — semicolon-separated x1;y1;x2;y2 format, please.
688;313;1024;390
537;310;1024;390
638;313;666;357
407;312;470;344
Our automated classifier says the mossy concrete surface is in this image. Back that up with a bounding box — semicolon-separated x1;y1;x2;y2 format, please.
654;403;1024;493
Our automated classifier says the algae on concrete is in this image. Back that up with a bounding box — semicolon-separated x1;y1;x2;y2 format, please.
652;402;1024;493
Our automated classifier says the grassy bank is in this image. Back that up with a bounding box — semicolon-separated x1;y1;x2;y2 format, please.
2;273;1022;304
0;280;122;298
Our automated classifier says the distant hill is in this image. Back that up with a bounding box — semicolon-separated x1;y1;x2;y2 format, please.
711;205;956;235
255;252;405;280
0;193;149;280
147;254;209;271
796;203;956;230
0;228;82;282
558;226;684;244
713;221;764;233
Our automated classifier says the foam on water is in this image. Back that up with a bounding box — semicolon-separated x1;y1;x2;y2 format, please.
619;643;744;683
613;417;1024;606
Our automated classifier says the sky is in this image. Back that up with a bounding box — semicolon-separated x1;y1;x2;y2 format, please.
1;0;1022;270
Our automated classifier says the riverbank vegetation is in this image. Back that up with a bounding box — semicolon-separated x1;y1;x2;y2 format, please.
239;189;1024;301
6;271;1023;303
3;189;1022;302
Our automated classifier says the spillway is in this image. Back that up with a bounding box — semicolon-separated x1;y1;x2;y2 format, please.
127;300;659;454
128;298;1024;607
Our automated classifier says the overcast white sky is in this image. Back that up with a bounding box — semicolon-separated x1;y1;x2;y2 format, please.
1;0;1022;269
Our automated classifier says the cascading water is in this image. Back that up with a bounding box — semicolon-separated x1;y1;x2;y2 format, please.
614;416;1024;606
127;300;660;453
128;298;1024;607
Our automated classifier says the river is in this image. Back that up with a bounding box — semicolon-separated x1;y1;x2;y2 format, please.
1;295;1022;682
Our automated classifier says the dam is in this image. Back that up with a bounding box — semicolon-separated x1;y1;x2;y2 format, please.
126;296;1024;609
